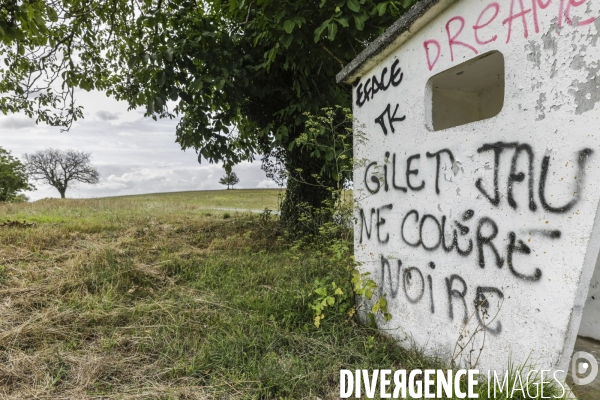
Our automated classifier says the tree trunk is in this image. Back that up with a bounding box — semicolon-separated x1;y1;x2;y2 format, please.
58;188;66;198
279;144;336;234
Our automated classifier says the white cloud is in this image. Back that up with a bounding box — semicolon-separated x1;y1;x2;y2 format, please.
1;116;36;130
257;179;281;189
96;110;120;121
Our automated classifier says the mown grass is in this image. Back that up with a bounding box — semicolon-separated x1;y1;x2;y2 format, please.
0;191;568;399
108;189;284;211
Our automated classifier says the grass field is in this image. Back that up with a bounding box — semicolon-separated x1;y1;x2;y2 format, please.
0;190;568;399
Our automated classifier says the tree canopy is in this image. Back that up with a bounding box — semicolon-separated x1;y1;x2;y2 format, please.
0;0;416;221
0;146;33;202
219;170;240;190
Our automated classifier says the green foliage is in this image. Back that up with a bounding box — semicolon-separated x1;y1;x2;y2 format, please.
293;106;390;327
352;269;392;324
309;246;392;329
0;1;137;129
0;1;51;45
281;105;364;234
0;146;33;202
310;278;351;328
11;193;30;203
293;105;359;187
0;0;417;159
218;170;240;190
0;0;418;224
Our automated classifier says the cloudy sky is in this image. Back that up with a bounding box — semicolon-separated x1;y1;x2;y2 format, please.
1;90;278;201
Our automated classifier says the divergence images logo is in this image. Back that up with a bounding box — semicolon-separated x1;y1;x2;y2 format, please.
572;351;599;386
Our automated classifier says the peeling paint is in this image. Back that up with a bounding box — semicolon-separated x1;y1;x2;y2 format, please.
590;18;600;47
536;93;547;121
550;59;558;79
570;54;585;71
451;160;462;176
542;20;559;57
526;41;542;68
570;65;600;115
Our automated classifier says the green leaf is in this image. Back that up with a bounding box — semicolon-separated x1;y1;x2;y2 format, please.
314;315;321;328
158;71;166;87
282;34;293;48
293;16;307;26
47;7;58;22
353;14;366;30
278;125;289;140
327;22;338;41
168;88;178;101
314;20;328;43
371;302;380;313
377;2;388;16
275;9;287;22
347;0;360;12
191;78;203;91
164;48;173;62
283;20;295;34
326;296;335;306
336;17;349;28
368;313;376;328
33;14;46;28
127;56;137;69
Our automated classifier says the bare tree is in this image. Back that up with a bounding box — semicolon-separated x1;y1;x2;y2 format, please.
24;149;100;198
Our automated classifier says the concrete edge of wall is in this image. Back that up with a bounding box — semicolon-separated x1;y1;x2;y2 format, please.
336;0;457;84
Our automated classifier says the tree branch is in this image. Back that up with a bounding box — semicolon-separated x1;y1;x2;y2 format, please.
322;45;344;69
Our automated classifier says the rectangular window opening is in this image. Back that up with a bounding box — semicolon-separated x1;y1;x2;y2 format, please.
427;51;505;131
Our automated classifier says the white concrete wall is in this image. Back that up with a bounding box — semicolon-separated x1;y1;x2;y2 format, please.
352;0;600;377
579;251;600;341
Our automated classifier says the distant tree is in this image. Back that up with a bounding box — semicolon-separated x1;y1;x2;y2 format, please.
219;171;240;190
0;147;34;202
24;149;99;198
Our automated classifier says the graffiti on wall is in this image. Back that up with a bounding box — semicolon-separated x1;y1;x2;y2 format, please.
355;56;595;336
358;142;594;336
421;0;597;71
